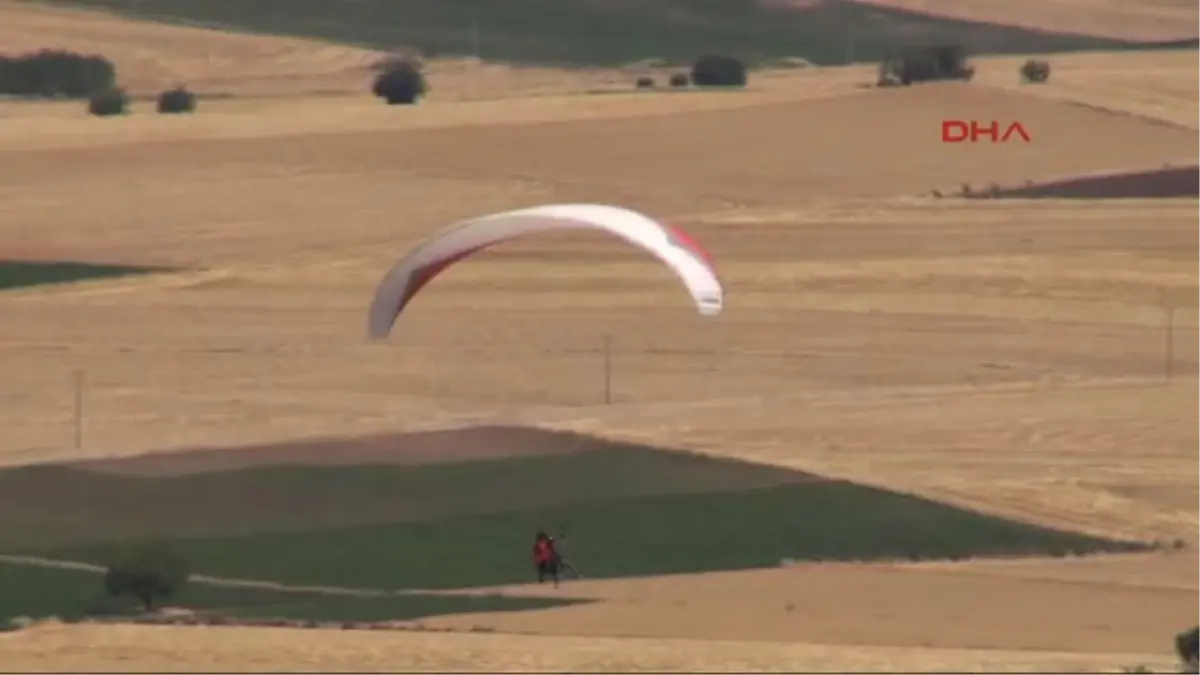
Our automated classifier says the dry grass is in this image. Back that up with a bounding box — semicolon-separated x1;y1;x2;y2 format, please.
969;50;1199;130
0;4;1197;671
422;552;1198;653
2;621;1181;673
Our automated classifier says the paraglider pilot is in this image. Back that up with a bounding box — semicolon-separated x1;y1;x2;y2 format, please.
533;530;561;587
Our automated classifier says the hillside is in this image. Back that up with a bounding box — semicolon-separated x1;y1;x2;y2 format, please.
35;0;1177;66
0;1;382;96
0;2;1196;672
856;0;1200;42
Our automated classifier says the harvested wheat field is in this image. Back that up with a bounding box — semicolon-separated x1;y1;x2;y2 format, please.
0;2;1197;672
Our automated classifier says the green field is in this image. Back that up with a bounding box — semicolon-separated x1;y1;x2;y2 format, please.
39;0;1162;66
0;446;803;549
0;260;159;290
2;429;1147;621
0;427;1147;624
40;481;1145;593
0;563;578;625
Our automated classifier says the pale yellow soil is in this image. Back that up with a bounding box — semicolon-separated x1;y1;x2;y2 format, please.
0;4;1196;672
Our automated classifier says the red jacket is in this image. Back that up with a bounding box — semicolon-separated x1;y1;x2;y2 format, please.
533;538;555;565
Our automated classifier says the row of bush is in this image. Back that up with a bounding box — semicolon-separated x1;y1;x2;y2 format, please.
12;45;1050;117
372;52;749;106
876;44;1052;86
0;49;197;116
0;49;116;98
11;49;746;115
86;86;197;117
372;47;1046;103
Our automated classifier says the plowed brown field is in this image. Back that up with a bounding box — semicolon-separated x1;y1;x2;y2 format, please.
0;3;1195;672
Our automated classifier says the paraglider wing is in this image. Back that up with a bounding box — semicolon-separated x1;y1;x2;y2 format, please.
367;203;722;339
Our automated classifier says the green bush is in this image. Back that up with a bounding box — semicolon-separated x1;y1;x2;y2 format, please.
1020;59;1051;84
635;75;655;89
669;72;690;88
371;59;428;105
0;49;116;98
878;44;973;86
690;54;747;87
1177;626;1199;672
87;88;129;117
103;540;190;612
156;85;197;114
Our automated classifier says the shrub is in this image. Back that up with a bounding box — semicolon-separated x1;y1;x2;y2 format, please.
635;76;655;89
87;88;129;117
1020;59;1051;84
0;49;116;98
878;45;973;86
103;540;190;612
372;59;427;105
156;85;196;114
669;72;689;88
1177;626;1199;672
690;54;747;87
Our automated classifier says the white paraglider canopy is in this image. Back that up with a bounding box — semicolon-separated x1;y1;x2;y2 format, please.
367;203;723;340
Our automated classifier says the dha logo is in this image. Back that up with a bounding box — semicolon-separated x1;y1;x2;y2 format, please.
942;120;1032;144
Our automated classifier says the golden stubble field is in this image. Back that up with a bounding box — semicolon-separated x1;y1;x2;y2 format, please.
0;4;1197;672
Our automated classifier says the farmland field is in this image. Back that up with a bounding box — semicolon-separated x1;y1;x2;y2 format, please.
0;0;1196;672
0;431;1142;588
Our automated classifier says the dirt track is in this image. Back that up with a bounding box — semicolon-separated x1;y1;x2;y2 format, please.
0;2;1196;671
0;555;389;598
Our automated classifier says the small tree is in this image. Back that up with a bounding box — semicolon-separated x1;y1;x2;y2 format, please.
157;85;197;114
690;54;747;88
1177;626;1199;672
103;540;190;612
635;76;655;89
1020;59;1051;84
668;72;689;88
87;87;129;117
371;59;427;105
0;50;116;98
